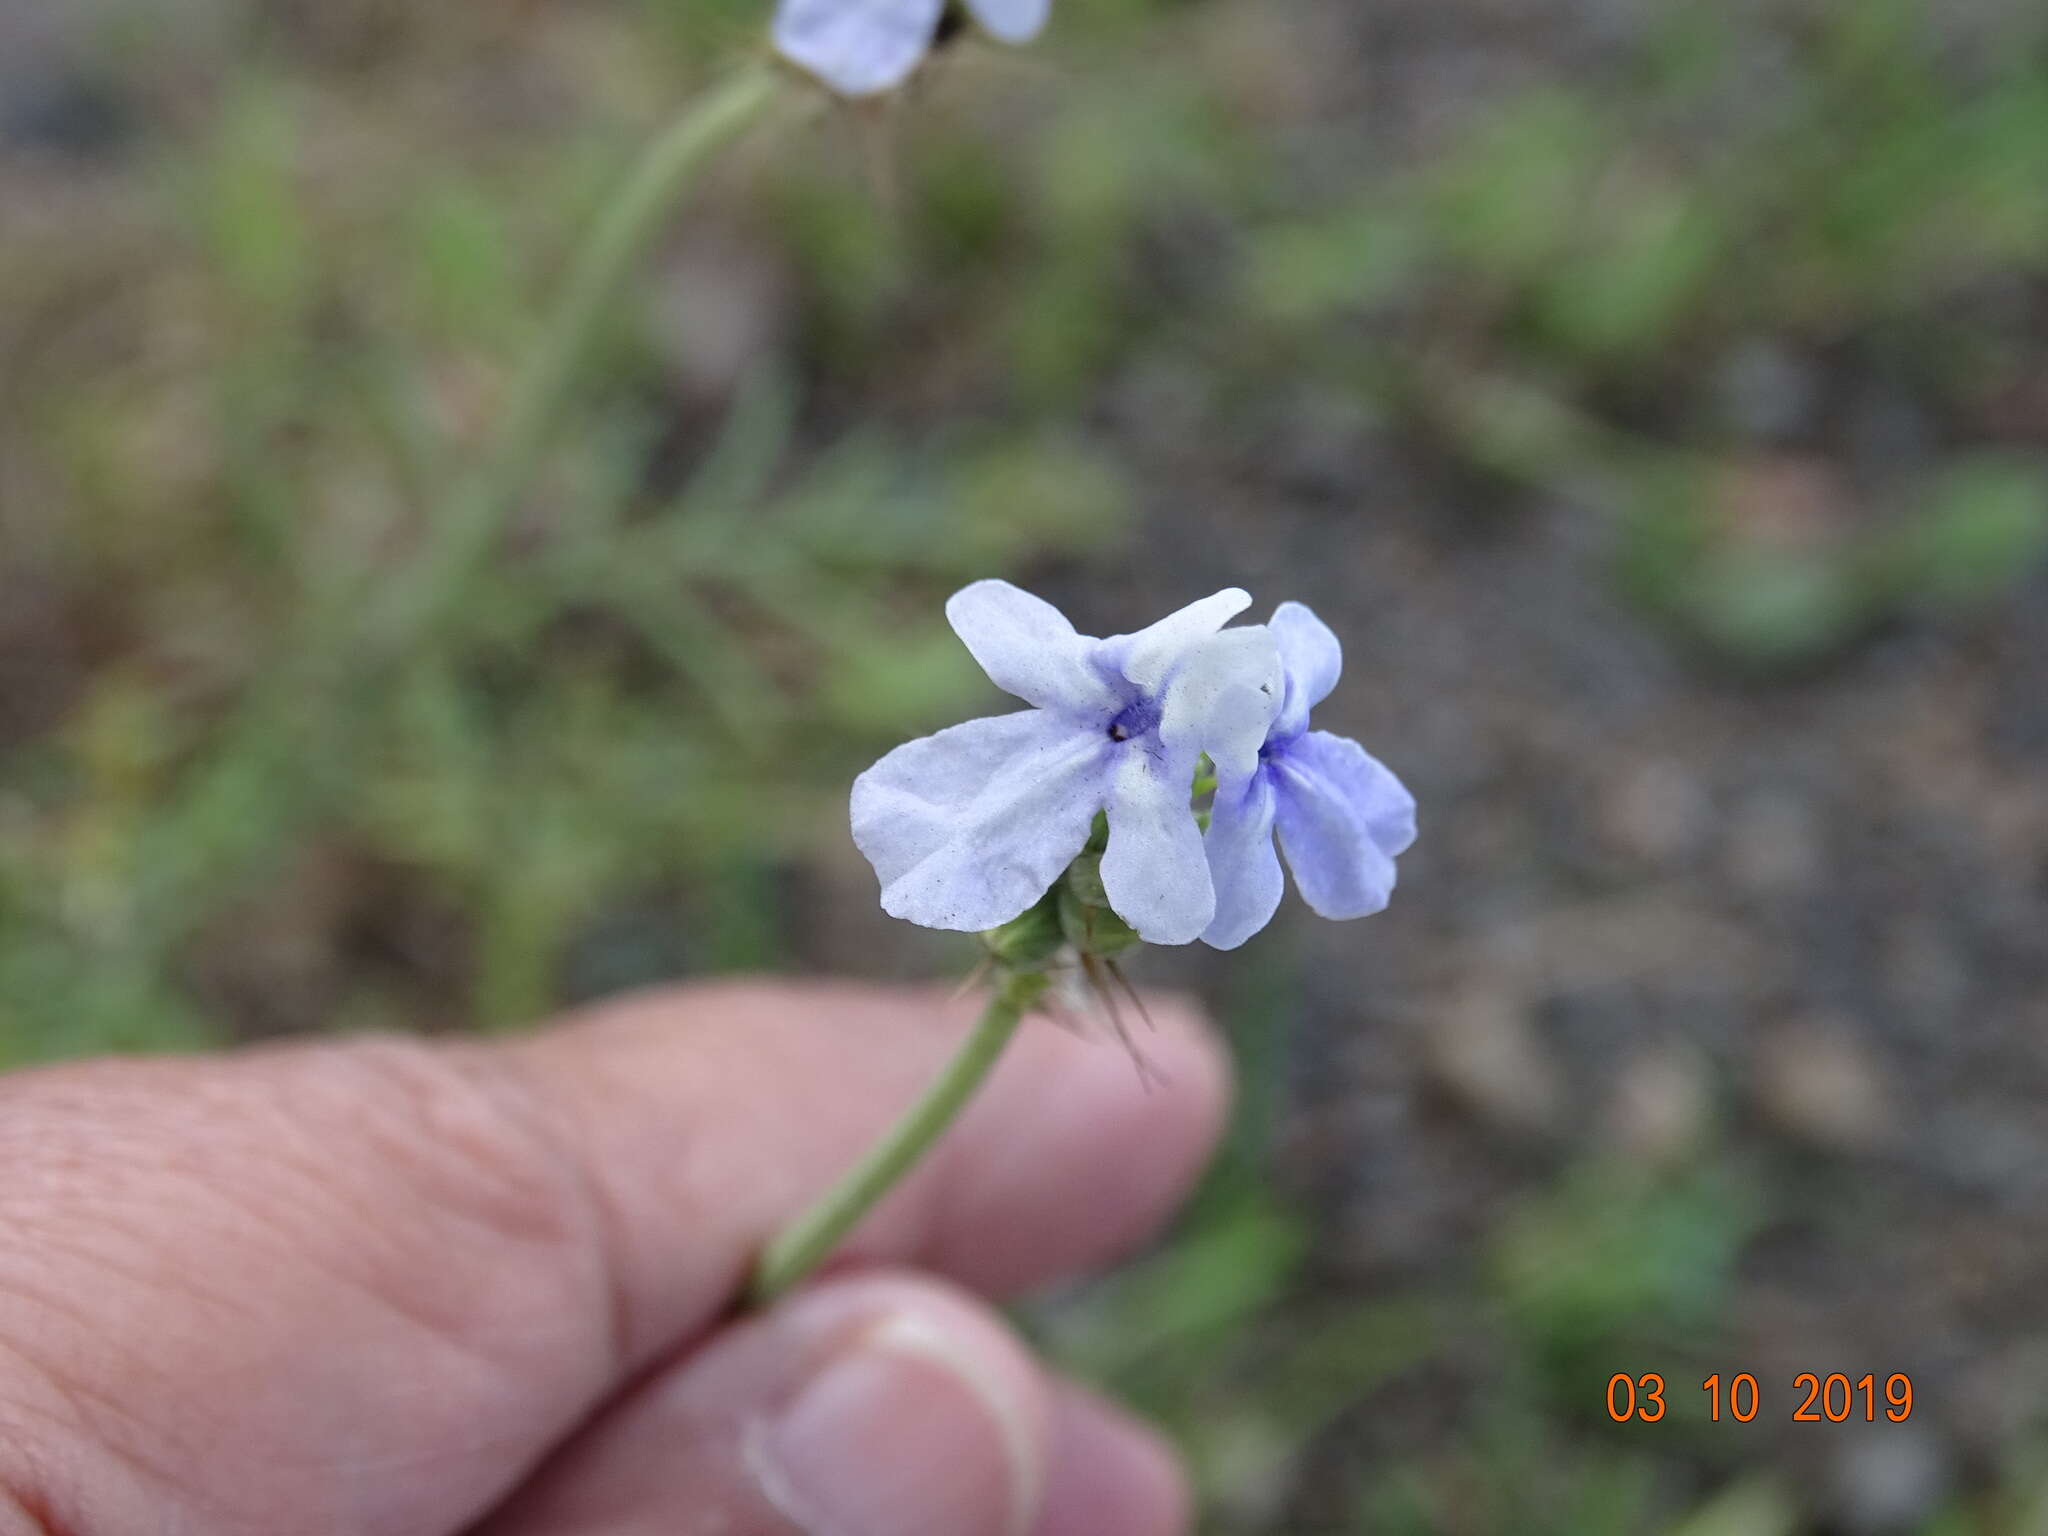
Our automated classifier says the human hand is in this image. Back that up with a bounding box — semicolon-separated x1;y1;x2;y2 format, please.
0;979;1227;1535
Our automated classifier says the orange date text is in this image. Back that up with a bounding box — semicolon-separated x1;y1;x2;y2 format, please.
1604;1373;1913;1423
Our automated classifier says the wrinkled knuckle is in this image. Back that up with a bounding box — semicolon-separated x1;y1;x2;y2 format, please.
311;1037;597;1260
0;1478;58;1536
0;1453;51;1536
252;1035;629;1372
0;1407;105;1536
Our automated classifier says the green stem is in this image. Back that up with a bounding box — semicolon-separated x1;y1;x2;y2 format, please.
749;967;1048;1306
374;65;782;652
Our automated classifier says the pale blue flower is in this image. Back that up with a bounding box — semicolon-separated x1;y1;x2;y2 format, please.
1201;603;1416;950
773;0;1052;98
851;580;1281;945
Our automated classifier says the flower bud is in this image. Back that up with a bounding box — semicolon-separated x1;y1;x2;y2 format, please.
979;893;1064;968
1058;853;1141;958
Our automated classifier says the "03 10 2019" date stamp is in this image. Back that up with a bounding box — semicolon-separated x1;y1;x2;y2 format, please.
1605;1373;1914;1424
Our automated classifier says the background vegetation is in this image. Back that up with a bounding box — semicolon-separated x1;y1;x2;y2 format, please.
4;0;2048;1529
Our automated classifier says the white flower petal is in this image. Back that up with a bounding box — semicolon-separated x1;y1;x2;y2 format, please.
773;0;944;96
1272;730;1416;919
1159;625;1283;786
1201;770;1283;950
965;0;1051;43
1100;746;1213;945
1107;588;1251;695
851;708;1111;931
946;579;1122;717
1269;601;1342;741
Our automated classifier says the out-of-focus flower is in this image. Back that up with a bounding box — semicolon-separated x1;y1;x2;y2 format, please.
1201;602;1415;950
851;580;1279;944
772;0;1052;97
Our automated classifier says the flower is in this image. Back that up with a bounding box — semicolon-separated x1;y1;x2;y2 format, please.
1200;602;1416;950
851;580;1281;945
773;0;1051;98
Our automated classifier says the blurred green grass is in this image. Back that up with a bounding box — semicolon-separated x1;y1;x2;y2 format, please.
5;1;2048;1530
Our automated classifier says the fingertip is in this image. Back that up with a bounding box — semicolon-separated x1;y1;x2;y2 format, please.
751;1274;1052;1536
501;976;1236;1354
1033;1380;1192;1536
928;986;1233;1291
477;1269;1054;1536
1132;986;1235;1146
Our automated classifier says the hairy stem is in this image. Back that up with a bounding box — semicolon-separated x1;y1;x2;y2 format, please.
374;66;782;651
749;967;1048;1305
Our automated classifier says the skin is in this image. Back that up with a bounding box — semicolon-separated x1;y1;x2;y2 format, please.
0;979;1228;1536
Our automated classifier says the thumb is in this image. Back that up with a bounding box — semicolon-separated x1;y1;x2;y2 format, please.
479;1271;1050;1536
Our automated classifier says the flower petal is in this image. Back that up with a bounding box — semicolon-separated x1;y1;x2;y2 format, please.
773;0;944;96
1104;588;1252;695
1100;746;1213;945
965;0;1052;42
1159;625;1283;786
851;709;1111;931
1270;730;1416;919
946;579;1123;717
1201;770;1283;950
1269;601;1342;741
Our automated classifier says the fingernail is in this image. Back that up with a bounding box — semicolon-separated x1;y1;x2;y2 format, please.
748;1308;1041;1536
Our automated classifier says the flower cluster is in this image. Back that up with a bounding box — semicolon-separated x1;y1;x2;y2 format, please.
773;0;1050;98
851;581;1416;951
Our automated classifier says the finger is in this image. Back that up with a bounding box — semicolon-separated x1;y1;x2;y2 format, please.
475;1271;1047;1536
475;1270;1190;1536
501;978;1230;1360
1031;1381;1191;1536
0;979;1225;1536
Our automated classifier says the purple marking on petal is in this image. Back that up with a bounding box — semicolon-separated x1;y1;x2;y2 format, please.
1100;744;1214;945
773;0;945;96
851;708;1111;931
1201;769;1284;950
1270;730;1415;919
